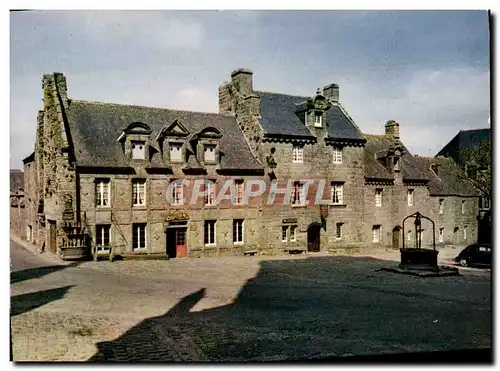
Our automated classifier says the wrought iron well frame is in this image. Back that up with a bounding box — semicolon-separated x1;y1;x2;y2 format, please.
401;211;436;250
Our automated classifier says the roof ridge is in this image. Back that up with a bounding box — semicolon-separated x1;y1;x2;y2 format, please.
363;133;386;138
255;90;310;100
70;99;225;117
460;127;491;133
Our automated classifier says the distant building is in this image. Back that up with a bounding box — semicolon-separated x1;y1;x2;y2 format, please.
436;128;491;169
14;70;481;260
436;128;491;243
10;169;27;240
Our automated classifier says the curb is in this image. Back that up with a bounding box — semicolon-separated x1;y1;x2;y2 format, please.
10;234;70;266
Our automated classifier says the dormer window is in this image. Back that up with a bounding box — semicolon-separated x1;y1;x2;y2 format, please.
118;122;152;161
170;143;183;162
314;112;323;127
204;144;216;163
131;141;146;159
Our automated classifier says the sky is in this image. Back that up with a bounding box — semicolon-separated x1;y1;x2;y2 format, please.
9;10;491;169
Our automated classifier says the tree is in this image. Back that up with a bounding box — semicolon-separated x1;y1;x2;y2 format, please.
462;139;491;200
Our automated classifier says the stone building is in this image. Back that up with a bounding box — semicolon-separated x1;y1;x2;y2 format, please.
10;169;26;239
436;128;491;243
18;69;480;260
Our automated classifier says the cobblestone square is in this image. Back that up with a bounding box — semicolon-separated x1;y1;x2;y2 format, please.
10;240;491;362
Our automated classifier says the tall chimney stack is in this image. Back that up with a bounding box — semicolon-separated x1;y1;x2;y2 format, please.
231;68;254;97
385;120;400;140
323;83;339;103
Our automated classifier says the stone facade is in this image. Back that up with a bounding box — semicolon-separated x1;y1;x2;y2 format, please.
19;69;480;260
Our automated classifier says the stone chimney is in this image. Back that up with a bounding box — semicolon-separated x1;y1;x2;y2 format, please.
220;68;260;117
231;68;254;97
385;120;400;140
323;83;339;103
53;72;69;109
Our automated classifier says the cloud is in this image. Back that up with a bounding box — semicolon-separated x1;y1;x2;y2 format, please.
9;11;489;168
60;11;205;50
334;66;490;156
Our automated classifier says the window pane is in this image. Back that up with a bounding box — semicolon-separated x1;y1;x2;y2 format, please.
282;226;288;241
290;225;296;241
233;220;243;243
132;141;146;159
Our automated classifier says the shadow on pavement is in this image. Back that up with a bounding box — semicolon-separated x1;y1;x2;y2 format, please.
88;255;491;363
10;285;74;316
10;262;80;285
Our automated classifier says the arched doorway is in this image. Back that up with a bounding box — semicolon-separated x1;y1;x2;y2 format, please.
307;223;321;252
392;226;401;249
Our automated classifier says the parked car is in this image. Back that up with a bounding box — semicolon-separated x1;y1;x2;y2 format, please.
454;244;492;267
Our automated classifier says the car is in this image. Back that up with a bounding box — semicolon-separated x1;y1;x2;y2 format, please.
454;244;492;268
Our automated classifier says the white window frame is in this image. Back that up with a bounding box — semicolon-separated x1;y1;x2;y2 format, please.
233;219;244;245
171;181;183;205
464;226;467;241
132;180;146;206
169;142;183;162
439;199;444;214
407;189;414;207
439;228;444;243
234;180;244;205
204;220;216;246
332;147;342;164
282;226;288;242
96;225;111;252
375;189;383;207
372;225;381;243
27;225;33;242
290;225;297;241
292;145;304;163
131;140;146;160
331;182;344;205
461;200;465;214
132;223;147;250
336;223;343;239
96;179;110;207
204;181;216;205
204;144;217;163
314;112;323;127
291;181;306;206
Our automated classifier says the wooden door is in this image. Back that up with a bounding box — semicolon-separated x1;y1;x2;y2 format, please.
175;228;187;258
392;228;400;249
48;220;57;253
307;225;320;252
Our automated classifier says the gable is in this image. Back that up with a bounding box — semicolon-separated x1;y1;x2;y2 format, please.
157;120;190;139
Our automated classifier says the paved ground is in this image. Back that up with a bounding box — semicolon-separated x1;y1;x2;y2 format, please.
10;240;491;362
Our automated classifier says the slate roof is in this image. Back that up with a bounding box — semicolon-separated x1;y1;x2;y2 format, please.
363;134;429;181
256;92;365;140
256;92;314;137
325;105;365;141
413;156;480;197
436;128;491;167
65;100;262;171
10;169;23;192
